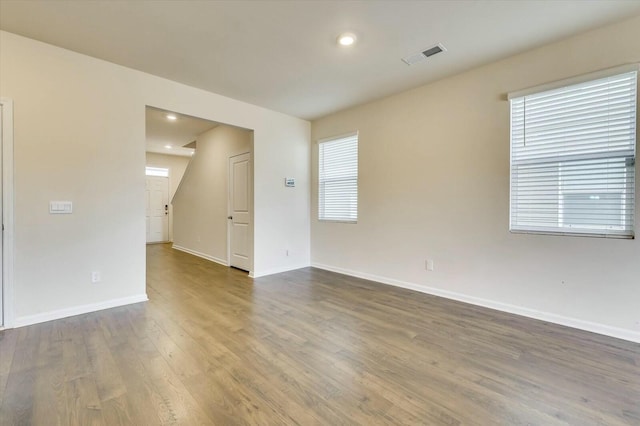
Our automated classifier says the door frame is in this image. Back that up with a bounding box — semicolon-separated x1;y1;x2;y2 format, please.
227;152;253;273
1;98;15;329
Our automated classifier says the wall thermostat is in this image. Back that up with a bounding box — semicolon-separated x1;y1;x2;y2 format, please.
284;178;295;187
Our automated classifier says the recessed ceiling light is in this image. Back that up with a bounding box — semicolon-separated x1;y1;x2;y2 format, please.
166;114;177;121
165;145;172;149
337;32;357;46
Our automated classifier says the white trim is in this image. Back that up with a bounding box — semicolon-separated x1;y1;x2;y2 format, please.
0;98;15;329
508;63;639;100
251;263;311;278
12;294;148;328
311;262;640;344
172;244;229;266
317;219;358;224
510;229;634;239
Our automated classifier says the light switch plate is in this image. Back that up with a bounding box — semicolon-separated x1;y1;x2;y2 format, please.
284;177;295;187
50;201;73;214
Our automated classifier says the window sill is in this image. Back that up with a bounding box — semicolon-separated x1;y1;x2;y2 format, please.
509;229;634;240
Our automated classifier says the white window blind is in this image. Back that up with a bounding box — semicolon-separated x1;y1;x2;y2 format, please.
318;132;358;222
510;69;637;238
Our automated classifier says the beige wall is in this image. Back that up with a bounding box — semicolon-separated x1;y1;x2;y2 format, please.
311;16;640;341
172;125;252;264
0;30;310;326
145;152;190;241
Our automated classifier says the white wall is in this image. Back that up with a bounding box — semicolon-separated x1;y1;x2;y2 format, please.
145;152;190;242
0;30;310;326
172;125;252;265
311;16;640;342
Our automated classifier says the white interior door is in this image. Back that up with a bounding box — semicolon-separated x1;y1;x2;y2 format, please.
229;152;251;271
146;176;169;243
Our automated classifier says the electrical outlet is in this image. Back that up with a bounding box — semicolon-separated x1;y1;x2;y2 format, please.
426;259;434;271
91;271;101;283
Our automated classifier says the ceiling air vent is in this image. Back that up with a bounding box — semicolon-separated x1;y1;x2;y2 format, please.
402;43;447;65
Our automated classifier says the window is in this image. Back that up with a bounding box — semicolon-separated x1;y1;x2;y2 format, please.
145;166;169;177
509;67;637;238
318;132;358;222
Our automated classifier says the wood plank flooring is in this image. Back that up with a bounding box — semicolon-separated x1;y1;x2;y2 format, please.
1;242;639;425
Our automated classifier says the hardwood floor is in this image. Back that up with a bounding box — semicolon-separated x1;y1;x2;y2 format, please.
1;243;639;425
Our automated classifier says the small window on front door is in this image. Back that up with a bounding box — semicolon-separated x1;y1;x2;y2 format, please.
145;166;169;177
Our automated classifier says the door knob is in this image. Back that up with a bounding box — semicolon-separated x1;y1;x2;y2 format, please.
227;216;233;220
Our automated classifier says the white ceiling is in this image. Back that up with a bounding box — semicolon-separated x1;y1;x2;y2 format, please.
146;107;217;157
2;1;640;120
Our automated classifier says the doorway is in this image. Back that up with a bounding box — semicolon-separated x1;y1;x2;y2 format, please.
145;106;254;274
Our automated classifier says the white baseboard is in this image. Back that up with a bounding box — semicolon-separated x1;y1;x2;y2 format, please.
172;245;228;266
12;294;148;328
311;262;640;344
251;262;311;278
172;245;311;279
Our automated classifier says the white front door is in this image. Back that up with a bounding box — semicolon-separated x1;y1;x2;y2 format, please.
228;152;251;271
146;176;169;243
